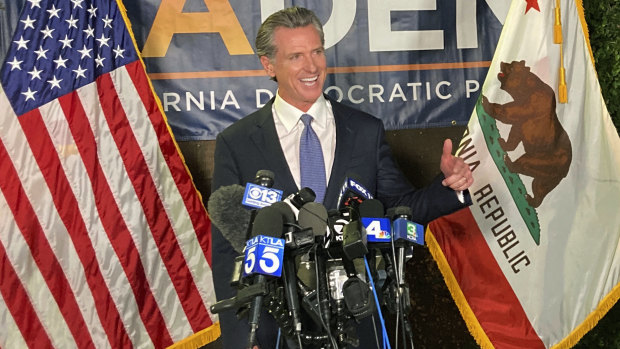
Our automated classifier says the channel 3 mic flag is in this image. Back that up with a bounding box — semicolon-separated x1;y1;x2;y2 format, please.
393;219;424;246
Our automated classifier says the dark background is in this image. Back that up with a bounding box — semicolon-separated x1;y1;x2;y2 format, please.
186;1;620;348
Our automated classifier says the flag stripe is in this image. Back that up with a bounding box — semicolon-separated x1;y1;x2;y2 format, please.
0;87;112;348
0;290;29;349
39;94;151;348
95;71;211;331
0;135;85;348
57;86;172;347
125;61;213;266
0;1;217;346
0;233;53;348
77;73;197;342
119;61;215;326
18;108;131;348
431;208;545;348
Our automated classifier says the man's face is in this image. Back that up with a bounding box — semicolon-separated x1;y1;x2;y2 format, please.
260;25;327;112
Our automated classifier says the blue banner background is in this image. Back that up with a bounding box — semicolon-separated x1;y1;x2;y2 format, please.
124;0;504;140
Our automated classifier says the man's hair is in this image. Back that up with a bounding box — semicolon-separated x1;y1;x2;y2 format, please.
255;6;324;60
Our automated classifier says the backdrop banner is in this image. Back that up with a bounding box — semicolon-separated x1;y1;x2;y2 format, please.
124;0;510;140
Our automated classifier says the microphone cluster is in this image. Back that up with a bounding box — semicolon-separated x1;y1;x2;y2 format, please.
208;171;424;348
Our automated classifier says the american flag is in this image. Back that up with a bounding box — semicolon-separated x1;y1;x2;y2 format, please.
0;0;218;348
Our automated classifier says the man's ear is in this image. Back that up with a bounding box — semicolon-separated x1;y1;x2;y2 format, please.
260;56;275;78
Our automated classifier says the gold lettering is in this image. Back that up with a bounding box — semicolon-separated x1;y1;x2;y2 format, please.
142;0;254;57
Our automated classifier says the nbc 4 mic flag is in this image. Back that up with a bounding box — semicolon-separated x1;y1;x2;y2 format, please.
0;0;218;347
427;1;620;348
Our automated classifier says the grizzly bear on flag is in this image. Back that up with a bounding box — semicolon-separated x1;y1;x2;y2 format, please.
482;60;572;208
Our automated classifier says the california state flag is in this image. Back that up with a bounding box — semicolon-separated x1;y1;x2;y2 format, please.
427;0;620;348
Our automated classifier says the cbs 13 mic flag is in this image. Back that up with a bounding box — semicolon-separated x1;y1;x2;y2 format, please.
427;0;620;348
0;0;218;348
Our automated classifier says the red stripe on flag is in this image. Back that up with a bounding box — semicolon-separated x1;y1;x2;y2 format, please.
58;90;173;347
18;110;124;348
96;71;212;331
430;209;544;349
0;241;53;348
0;135;85;349
125;61;212;266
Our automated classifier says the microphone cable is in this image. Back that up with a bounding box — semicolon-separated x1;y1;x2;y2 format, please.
371;315;381;349
312;245;339;349
389;237;403;349
389;232;415;349
364;256;391;349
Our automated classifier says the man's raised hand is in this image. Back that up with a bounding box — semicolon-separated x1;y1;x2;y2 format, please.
440;139;473;191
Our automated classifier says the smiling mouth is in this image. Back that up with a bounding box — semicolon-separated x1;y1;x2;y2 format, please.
300;76;318;85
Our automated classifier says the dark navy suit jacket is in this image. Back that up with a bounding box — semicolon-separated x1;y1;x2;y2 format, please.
211;96;469;348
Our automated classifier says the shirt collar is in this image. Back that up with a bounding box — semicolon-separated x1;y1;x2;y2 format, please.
273;92;328;132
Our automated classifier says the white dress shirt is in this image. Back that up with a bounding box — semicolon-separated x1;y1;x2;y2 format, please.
272;92;464;202
272;92;336;189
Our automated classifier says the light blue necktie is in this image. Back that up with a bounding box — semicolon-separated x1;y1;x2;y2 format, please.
299;113;326;203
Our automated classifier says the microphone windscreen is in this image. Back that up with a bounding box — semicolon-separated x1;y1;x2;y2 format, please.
298;202;328;237
207;184;250;254
271;201;296;225
358;199;384;218
387;206;412;220
254;169;275;187
251;206;284;238
287;187;316;209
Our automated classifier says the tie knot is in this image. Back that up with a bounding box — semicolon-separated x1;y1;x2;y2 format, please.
301;113;313;126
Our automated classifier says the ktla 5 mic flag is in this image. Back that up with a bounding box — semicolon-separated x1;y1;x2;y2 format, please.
427;0;620;348
0;0;218;348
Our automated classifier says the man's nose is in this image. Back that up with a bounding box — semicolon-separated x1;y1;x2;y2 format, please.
304;55;318;72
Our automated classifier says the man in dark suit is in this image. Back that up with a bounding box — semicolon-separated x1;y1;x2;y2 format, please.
211;6;473;348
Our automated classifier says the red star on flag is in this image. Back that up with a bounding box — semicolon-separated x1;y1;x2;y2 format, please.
524;0;541;13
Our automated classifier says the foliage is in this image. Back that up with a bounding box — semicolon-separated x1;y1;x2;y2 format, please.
583;0;620;133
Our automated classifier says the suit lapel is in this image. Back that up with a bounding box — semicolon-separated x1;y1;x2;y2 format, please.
247;97;359;206
248;101;298;194
324;100;357;208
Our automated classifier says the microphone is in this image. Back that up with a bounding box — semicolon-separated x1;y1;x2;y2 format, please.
342;275;375;321
242;169;280;260
209;205;284;316
342;218;367;260
245;206;285;347
207;184;251;254
254;169;275;187
387;206;423;318
359;199;392;245
242;170;283;209
339;203;374;321
325;206;358;255
336;176;373;210
334;177;371;258
387;206;424;247
270;201;305;336
282;187;316;218
298;202;329;239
